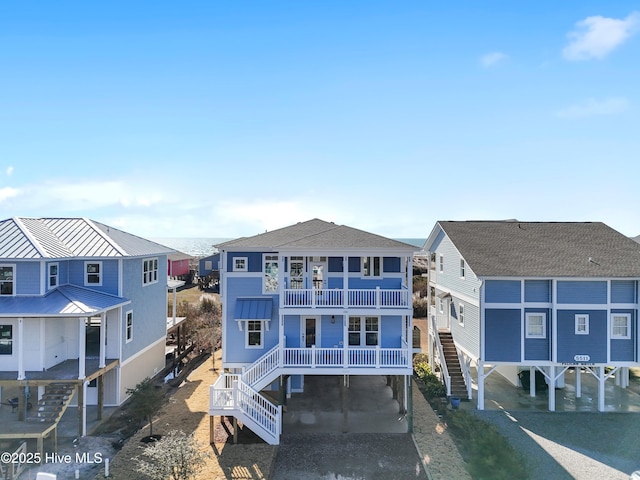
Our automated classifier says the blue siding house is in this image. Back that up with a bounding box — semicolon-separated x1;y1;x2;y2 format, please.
209;219;417;444
0;217;175;436
424;221;640;411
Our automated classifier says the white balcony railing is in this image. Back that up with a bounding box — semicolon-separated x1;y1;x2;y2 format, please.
282;287;410;309
282;344;410;369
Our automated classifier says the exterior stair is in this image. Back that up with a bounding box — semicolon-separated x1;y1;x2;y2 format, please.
437;331;468;399
26;382;76;424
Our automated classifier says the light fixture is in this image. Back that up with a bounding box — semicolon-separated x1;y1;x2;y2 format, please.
331;315;335;324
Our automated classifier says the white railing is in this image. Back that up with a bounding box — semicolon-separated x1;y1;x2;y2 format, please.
430;315;451;397
433;314;449;331
282;345;409;369
242;344;280;388
282;287;410;308
236;380;281;440
210;374;240;410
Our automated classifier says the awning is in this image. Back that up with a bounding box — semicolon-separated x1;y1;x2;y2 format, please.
167;279;186;290
234;297;273;321
436;291;452;299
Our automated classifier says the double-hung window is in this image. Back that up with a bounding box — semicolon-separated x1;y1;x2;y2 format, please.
85;262;102;286
611;313;631;339
263;255;279;293
526;312;546;338
459;303;465;326
575;314;589;335
348;316;379;346
362;257;382;277
246;320;263;348
233;257;248;272
0;325;12;355
48;263;58;288
126;311;133;343
143;258;158;285
439;254;444;273
460;259;465;279
0;265;15;295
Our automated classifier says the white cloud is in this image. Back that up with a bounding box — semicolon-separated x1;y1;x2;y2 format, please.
0;186;20;203
563;12;640;61
480;52;508;67
555;97;629;119
5;166;13;176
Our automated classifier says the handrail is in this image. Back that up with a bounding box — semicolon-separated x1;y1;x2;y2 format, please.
242;344;281;388
282;287;410;308
430;315;451;396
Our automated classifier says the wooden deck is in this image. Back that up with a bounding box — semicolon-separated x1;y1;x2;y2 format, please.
0;358;118;384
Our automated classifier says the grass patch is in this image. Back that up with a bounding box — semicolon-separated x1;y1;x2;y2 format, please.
413;353;529;480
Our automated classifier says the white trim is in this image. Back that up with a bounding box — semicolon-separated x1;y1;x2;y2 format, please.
301;316;321;348
262;254;279;295
245;320;264;349
458;303;465;326
48;262;59;290
438;254;444;273
361;256;382;278
459;258;465;279
575;314;589;335
0;264;16;296
142;257;159;286
433;284;480;307
120;336;166;367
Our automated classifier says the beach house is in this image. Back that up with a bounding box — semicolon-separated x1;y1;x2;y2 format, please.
424;220;640;411
0;217;174;437
209;219;418;444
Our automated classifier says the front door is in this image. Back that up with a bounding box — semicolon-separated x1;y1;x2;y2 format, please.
302;317;319;348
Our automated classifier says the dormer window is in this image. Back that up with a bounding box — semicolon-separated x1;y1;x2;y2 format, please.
49;263;59;288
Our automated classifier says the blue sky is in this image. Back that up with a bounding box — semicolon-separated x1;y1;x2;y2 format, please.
1;1;639;239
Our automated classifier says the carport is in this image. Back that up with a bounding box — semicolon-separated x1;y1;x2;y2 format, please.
281;375;409;434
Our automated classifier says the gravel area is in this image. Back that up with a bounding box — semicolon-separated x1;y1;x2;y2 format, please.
470;409;640;480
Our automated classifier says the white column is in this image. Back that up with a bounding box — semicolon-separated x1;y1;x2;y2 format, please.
17;317;25;380
477;361;485;410
39;319;45;371
598;366;606;412
99;312;106;368
343;315;348;368
576;367;582;398
548;365;555;411
172;288;178;322
81;381;87;437
78;317;86;379
343;256;348;308
530;366;536;397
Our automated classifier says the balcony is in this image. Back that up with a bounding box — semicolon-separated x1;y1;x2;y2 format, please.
281;287;410;309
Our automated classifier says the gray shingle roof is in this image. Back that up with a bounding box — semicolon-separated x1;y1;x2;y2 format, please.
437;221;640;277
217;219;417;252
0;217;175;259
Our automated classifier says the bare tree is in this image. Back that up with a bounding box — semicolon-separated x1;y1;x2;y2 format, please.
183;296;222;370
135;430;207;480
126;377;165;437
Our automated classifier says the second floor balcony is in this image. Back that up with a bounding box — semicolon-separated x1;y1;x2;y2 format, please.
281;286;411;309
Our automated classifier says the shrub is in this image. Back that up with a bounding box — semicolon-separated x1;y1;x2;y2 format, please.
413;296;428;318
413;354;447;399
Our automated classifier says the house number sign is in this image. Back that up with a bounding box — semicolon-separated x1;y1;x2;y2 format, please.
574;355;590;362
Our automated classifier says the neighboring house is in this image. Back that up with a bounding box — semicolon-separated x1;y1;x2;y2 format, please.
209;219;418;444
424;220;640;411
168;251;192;279
198;252;220;277
0;217;175;436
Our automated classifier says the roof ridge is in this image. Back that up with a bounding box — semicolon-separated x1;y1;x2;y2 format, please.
83;218;128;256
275;220;341;247
14;217;47;258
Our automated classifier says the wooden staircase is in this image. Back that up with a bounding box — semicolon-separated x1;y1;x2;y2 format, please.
26;383;76;424
437;331;468;398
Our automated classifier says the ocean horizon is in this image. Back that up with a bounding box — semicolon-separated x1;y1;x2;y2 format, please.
151;237;426;258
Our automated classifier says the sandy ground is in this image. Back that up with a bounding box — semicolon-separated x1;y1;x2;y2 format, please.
94;349;277;480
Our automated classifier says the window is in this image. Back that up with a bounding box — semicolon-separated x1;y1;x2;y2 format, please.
289;256;304;289
460;259;465;278
85;262;102;286
48;263;58;288
459;303;465;326
234;257;248;272
263;255;279;293
439;254;444;273
246;320;263;348
438;298;444;314
204;260;212;270
0;325;12;355
143;258;158;285
0;265;15;295
362;257;381;277
348;316;379;346
612;313;631;339
526;313;546;338
126;311;133;343
575;314;589;335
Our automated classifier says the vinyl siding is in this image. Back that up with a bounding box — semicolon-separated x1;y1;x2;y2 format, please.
484;309;521;362
523;308;551;361
485;280;521;303
17;262;40;295
611;280;636;304
610;309;636;362
432;234;479;300
524;280;551;303
227;252;263;273
68;259;120;295
557;281;607;304
556;310;607;363
450;299;480;357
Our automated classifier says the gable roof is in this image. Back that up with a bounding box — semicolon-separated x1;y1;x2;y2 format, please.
217;219;417;252
433;221;640;277
0;217;175;260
